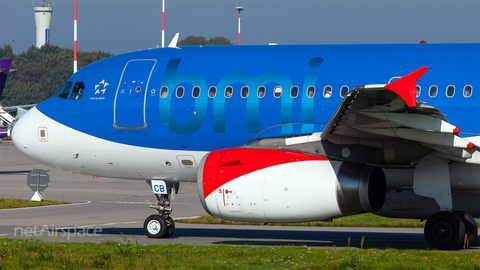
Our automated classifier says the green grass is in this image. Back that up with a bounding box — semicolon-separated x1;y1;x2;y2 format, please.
0;238;479;269
177;213;431;228
0;198;69;209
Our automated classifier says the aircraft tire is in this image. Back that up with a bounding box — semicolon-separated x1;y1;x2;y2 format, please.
454;210;478;249
144;214;168;238
424;211;465;250
165;217;176;238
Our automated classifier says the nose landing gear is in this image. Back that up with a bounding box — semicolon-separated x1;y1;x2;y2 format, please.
143;180;178;238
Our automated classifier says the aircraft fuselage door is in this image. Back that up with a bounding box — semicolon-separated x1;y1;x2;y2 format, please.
114;59;157;129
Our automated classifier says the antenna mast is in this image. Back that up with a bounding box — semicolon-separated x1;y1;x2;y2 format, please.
74;0;77;73
162;0;165;48
235;4;243;45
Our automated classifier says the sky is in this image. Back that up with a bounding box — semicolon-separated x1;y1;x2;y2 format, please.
0;0;479;55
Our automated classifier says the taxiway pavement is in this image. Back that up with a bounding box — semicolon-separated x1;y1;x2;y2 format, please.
1;142;477;250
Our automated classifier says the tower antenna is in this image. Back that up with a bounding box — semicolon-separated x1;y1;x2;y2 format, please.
74;0;77;73
162;0;165;48
235;4;243;45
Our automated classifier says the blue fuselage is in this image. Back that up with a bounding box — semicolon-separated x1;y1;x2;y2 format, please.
36;43;480;150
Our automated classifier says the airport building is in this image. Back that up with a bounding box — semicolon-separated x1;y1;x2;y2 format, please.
33;0;53;48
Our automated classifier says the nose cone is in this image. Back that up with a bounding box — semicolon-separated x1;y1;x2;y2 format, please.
11;108;31;158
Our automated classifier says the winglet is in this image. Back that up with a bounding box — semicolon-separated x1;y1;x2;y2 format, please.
168;33;180;48
384;67;429;107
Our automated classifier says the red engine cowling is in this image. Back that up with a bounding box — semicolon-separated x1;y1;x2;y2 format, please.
197;148;386;223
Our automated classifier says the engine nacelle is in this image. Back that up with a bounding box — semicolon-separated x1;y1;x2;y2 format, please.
197;148;386;223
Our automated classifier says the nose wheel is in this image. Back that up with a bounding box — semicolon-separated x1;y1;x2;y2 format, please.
144;214;167;238
144;180;178;238
143;214;175;238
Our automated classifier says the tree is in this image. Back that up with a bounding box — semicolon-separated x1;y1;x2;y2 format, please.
208;37;232;45
177;36;233;46
0;44;113;106
0;45;15;59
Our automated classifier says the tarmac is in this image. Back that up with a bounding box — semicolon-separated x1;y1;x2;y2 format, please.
1;141;478;250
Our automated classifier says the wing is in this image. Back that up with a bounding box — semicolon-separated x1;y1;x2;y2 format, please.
240;67;480;166
320;67;479;164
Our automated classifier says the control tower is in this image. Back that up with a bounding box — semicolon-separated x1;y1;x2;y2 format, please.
33;0;53;48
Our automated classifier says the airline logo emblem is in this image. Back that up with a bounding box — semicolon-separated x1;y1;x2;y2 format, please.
94;79;109;95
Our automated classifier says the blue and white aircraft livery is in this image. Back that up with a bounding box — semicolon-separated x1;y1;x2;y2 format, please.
11;43;480;250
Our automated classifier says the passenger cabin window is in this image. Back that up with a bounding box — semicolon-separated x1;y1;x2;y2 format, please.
54;82;73;100
225;86;233;98
323;86;332;98
464;85;473;98
208;86;217;98
257;86;266;98
340;86;349;98
70;82;85;100
192;86;200;98
241;86;249;98
429;85;438;98
290;86;299;98
160;87;168;98
416;85;421;97
274;86;282;98
307;86;315;98
446;85;455;98
176;86;184;98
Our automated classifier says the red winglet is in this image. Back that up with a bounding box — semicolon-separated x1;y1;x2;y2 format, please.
385;67;429;107
467;142;474;149
453;127;460;135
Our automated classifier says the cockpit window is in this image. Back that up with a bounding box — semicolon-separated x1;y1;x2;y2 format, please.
70;82;85;100
54;82;73;100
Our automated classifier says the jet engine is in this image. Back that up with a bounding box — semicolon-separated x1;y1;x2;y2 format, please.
197;148;386;223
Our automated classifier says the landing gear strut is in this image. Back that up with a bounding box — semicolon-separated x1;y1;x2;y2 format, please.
143;180;178;238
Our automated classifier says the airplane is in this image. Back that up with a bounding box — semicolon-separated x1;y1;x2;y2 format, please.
0;58;36;139
10;42;480;250
0;58;13;138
